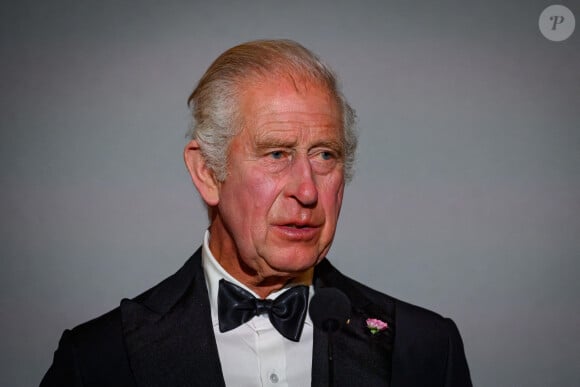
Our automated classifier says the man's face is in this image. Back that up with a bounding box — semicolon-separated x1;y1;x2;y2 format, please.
209;77;345;285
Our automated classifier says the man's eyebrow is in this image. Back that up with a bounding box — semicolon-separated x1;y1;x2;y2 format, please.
313;140;343;151
254;138;343;152
254;136;298;149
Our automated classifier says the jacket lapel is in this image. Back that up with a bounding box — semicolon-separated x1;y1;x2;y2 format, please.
120;249;226;387
312;259;395;387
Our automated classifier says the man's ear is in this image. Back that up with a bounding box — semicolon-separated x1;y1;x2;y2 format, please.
184;140;220;206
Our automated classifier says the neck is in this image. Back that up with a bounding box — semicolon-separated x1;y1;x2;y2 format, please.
217;255;314;298
206;221;314;298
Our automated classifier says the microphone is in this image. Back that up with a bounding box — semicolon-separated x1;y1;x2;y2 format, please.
309;288;351;387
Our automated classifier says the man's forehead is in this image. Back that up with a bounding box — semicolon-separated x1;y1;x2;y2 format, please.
228;74;342;145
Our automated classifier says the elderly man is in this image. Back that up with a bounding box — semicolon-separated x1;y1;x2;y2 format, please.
41;40;471;387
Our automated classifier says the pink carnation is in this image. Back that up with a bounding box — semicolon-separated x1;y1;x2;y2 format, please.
366;318;388;334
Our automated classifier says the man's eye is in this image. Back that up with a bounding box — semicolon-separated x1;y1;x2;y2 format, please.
320;151;333;160
317;151;337;161
270;151;284;159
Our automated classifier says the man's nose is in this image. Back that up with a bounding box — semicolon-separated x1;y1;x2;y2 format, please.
286;154;318;207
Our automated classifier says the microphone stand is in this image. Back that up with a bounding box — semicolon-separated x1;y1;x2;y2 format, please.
309;287;351;387
328;330;335;387
324;319;340;387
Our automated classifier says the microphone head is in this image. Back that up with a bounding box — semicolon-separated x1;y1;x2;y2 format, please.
309;287;351;333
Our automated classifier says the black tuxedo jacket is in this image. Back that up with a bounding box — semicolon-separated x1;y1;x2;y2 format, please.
41;249;471;387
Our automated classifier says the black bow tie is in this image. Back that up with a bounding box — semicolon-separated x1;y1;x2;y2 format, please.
217;279;309;342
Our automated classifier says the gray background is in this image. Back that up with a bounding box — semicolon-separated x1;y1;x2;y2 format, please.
2;1;579;386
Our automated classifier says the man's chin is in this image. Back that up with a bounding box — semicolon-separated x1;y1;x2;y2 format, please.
263;254;319;278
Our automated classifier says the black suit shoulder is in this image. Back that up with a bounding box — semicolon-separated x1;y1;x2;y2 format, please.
40;307;135;387
391;298;472;386
40;253;202;387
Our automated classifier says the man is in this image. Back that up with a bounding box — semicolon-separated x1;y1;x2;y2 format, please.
41;39;472;386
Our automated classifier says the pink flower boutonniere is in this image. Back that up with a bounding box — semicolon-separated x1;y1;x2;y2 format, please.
366;318;388;334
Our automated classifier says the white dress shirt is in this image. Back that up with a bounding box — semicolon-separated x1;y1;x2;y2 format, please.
201;231;314;387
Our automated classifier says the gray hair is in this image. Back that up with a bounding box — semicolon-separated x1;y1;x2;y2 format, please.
187;39;357;182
